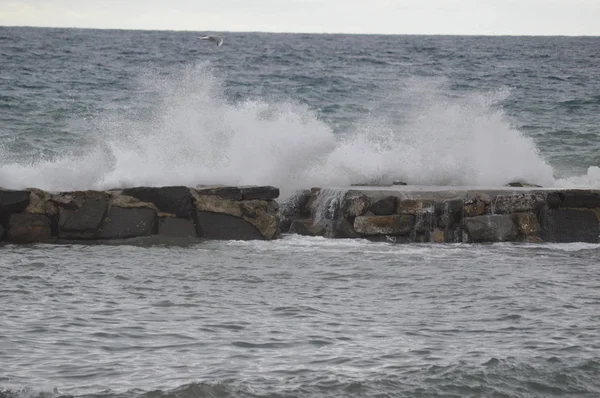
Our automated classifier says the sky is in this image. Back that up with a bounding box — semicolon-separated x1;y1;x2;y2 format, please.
1;0;599;36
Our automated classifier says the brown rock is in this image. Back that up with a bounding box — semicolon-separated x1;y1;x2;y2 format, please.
191;191;279;239
342;195;370;217
396;199;435;215
8;213;52;243
464;199;486;217
511;212;540;236
430;228;445;243
354;215;414;236
24;189;58;216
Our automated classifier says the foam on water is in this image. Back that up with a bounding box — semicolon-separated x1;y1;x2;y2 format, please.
0;62;596;196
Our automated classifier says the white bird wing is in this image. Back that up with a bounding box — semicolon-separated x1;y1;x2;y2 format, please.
198;35;223;46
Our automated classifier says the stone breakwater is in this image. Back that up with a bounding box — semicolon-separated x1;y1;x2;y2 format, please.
0;186;280;243
3;185;600;244
280;187;600;243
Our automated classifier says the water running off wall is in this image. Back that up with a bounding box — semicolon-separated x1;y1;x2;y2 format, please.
1;62;599;197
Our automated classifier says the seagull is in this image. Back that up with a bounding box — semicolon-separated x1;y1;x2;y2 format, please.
198;35;223;47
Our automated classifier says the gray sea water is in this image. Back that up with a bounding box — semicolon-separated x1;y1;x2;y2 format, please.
1;27;600;397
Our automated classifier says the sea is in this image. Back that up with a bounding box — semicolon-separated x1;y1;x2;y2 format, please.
1;26;600;397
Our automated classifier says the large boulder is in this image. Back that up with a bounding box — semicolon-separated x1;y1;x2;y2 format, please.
370;196;397;216
491;194;545;214
539;208;599;243
121;186;193;218
511;212;540;238
342;194;370;217
397;199;435;215
436;199;464;227
24;189;58;216
278;189;312;233
195;211;264;240
547;190;600;209
8;213;52;243
354;215;414;236
97;206;157;239
158;216;197;238
191;191;279;240
58;191;108;239
240;186;280;200
465;215;517;242
195;186;243;200
0;189;30;218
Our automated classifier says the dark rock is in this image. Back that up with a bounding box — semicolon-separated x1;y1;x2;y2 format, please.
0;224;4;241
392;181;408;185
511;212;540;237
413;211;435;232
240;186;280;200
370;196;397;216
58;192;108;239
0;189;30;217
463;198;486;217
8;213;52;243
121;186;193;218
280;189;312;219
195;211;264;240
342;195;370;217
546;190;600;209
539;208;599;243
436;199;464;227
465;215;517;242
288;218;326;237
330;218;360;239
158;217;197;238
354;215;414;236
492;194;545;214
505;181;542;187
194;186;242;201
98;206;157;239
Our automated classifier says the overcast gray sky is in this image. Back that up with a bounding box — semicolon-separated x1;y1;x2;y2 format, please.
1;0;599;35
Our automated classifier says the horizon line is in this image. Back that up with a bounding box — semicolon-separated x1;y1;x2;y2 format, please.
2;24;600;38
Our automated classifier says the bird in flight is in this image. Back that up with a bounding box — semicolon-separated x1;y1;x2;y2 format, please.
198;35;223;47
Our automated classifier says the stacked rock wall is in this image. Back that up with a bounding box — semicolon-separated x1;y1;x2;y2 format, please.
281;188;600;243
0;186;280;243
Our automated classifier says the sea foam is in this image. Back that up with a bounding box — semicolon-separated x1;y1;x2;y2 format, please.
0;62;594;197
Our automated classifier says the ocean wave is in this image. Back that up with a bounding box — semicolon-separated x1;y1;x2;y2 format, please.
0;62;593;197
3;358;600;398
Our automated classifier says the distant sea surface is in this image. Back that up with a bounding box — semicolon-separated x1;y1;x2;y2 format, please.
1;27;600;398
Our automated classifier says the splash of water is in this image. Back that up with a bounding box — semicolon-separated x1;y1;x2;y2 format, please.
0;62;595;197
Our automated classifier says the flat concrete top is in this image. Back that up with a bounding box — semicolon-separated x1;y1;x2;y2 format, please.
313;185;600;200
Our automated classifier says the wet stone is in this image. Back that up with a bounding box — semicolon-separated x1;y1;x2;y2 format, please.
158;217;197;238
288;218;326;237
465;215;517;243
121;186;193;218
370;196;397;216
58;192;108;240
195;211;264;240
98;206;157;239
240;186;280;200
8;213;53;243
539;208;599;243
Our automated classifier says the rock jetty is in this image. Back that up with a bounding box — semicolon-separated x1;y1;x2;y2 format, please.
279;187;600;243
3;184;600;244
0;186;280;243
